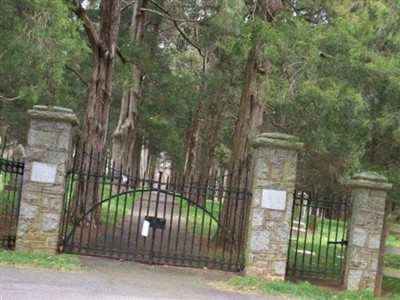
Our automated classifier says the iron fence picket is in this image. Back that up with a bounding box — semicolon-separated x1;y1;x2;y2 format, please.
206;172;218;257
159;177;168;256
59;147;251;272
230;168;241;265
0;157;24;249
287;191;348;282
309;197;318;272
166;182;176;259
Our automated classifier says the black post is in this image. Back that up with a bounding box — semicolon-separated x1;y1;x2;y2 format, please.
150;171;163;264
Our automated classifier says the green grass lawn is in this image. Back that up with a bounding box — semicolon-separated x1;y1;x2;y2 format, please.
226;275;400;299
64;171;226;241
177;196;221;239
382;231;400;297
235;222;400;299
287;217;347;279
0;172;21;211
225;276;380;300
386;231;400;248
62;174;223;250
64;174;141;226
98;186;140;226
0;249;81;271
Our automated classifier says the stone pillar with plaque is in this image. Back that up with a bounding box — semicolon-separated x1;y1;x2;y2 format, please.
15;106;78;254
245;133;303;280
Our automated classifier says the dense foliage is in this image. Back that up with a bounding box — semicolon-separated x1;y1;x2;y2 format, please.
2;0;400;203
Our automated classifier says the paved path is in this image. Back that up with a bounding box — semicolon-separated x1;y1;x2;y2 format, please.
0;256;284;300
68;191;232;270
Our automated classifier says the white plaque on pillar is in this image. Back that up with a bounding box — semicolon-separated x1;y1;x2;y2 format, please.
31;162;57;184
261;189;287;210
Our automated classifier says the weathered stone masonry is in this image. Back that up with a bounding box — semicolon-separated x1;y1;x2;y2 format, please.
16;106;78;254
245;132;303;280
344;172;392;291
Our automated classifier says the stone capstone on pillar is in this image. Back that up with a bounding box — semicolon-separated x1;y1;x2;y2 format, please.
348;172;392;191
251;133;304;151
27;105;79;126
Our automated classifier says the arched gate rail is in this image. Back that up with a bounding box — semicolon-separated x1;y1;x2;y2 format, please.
59;148;251;272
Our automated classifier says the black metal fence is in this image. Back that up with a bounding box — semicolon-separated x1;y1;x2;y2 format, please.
286;191;348;282
59;148;251;272
0;157;24;249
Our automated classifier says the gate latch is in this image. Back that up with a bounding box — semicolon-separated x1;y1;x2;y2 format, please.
145;216;166;230
327;239;348;246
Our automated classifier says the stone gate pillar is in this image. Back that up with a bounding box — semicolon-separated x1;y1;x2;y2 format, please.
344;172;392;291
16;106;78;254
245;133;303;280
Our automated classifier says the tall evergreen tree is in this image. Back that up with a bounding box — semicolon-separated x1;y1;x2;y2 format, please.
0;0;85;146
67;0;122;224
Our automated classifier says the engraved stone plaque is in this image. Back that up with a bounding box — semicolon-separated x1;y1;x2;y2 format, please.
31;162;57;184
261;189;287;210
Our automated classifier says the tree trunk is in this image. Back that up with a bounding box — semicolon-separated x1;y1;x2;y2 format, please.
183;102;203;186
70;0;121;226
112;0;149;175
228;45;265;171
369;108;379;164
0;99;6;154
228;0;284;167
148;154;157;182
112;87;142;175
218;44;265;247
131;131;143;179
218;0;282;247
192;90;224;207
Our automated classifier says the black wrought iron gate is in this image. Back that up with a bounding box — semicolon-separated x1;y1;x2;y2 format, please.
286;191;348;282
0;157;24;249
59;148;251;272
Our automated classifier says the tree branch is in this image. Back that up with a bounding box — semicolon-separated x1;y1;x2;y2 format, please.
121;0;135;13
66;0;101;50
65;64;88;86
190;59;201;78
156;49;188;58
116;46;144;69
0;95;20;101
116;46;160;89
149;0;204;57
140;8;205;23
